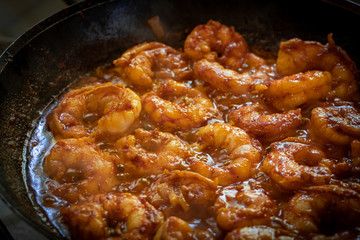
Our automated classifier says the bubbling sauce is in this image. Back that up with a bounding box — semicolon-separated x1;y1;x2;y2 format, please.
27;20;360;239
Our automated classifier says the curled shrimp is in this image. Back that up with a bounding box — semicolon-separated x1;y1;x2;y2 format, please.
115;128;192;176
184;20;248;70
43;138;119;203
113;42;192;88
284;185;360;236
190;123;263;186
194;59;256;94
141;80;218;131
146;170;217;213
214;184;278;231
310;101;360;145
61;192;163;240
276;34;359;99
225;226;295;240
262;142;331;190
262;70;332;111
154;216;215;240
229;103;302;142
49;83;141;140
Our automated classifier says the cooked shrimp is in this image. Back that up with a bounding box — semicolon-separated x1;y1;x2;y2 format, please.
141;80;218;131
215;184;278;231
113;42;192;88
146;170;217;213
262;70;332;111
115;128;192;176
225;226;295;240
49;83;141;140
43;138;119;203
229;103;302;142
276;34;359;99
154;216;214;240
61;192;163;240
284;185;360;236
262;142;331;190
194;59;254;94
184;20;248;70
190;123;263;185
310;101;360;145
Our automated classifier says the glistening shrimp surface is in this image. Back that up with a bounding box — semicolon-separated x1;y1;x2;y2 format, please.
29;20;360;239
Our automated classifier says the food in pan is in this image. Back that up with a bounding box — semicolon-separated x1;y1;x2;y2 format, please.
31;20;360;239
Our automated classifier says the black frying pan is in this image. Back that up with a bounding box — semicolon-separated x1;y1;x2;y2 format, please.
0;0;360;239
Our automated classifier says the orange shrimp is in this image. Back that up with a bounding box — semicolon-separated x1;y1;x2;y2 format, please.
190;123;263;185
284;185;360;236
115;128;192;176
141;80;218;131
114;42;192;88
215;184;278;231
262;70;332;111
61;192;163;240
185;20;248;70
262;142;331;190
43;138;119;203
49;83;141;140
229;103;302;142
276;34;359;99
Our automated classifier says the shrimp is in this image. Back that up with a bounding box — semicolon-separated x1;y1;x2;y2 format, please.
190;123;263;186
225;226;295;240
229;103;302;142
276;34;359;99
141;80;218;131
262;70;332;111
115;128;192;176
215;184;278;231
262;142;331;190
194;59;256;94
61;192;163;240
154;216;215;240
146;170;218;213
284;185;360;236
49;83;141;140
184;20;248;70
310;101;360;145
43;138;119;203
113;42;192;88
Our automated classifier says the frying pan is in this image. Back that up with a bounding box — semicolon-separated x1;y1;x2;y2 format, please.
0;0;359;239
